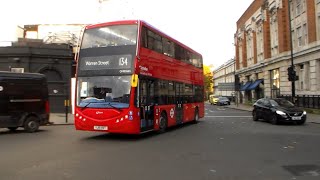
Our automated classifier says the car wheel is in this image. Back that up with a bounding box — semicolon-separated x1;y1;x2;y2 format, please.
24;116;40;133
158;112;167;133
269;114;278;125
252;110;258;121
8;127;18;131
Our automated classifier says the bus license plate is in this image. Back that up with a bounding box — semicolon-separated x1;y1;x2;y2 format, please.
94;126;108;131
292;117;301;120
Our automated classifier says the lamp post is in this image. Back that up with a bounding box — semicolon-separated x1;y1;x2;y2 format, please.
287;0;296;103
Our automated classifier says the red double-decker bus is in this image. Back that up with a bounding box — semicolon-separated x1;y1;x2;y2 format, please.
74;20;204;134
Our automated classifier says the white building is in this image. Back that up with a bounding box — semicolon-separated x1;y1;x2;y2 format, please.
213;59;235;100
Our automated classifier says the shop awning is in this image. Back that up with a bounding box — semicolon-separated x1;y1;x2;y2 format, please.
240;81;252;91
247;79;264;91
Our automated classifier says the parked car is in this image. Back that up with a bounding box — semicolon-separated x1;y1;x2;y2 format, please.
252;98;306;125
209;95;219;105
0;71;50;132
217;96;230;106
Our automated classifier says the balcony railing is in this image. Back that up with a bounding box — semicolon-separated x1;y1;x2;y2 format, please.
279;95;320;109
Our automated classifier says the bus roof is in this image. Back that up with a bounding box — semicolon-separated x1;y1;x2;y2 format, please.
85;20;202;58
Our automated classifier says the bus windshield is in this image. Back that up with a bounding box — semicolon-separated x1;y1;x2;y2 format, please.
78;24;137;77
77;76;131;109
81;25;137;49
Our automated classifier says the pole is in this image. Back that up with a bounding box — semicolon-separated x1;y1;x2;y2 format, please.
288;0;295;103
65;99;69;123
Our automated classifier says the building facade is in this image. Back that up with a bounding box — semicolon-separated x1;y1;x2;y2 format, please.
235;0;320;104
213;59;235;100
0;39;73;113
0;24;83;113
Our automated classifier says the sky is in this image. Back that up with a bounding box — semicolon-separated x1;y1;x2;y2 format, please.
0;0;253;68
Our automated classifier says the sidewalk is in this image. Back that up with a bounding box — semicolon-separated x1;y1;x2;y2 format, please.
48;113;74;125
226;103;320;124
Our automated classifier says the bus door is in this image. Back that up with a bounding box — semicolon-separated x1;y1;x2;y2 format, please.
139;78;155;131
175;83;183;124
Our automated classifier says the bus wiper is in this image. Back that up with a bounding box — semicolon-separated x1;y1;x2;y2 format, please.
106;102;122;112
81;102;92;110
81;101;100;110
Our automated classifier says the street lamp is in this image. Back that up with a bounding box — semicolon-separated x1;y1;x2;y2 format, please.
287;0;296;103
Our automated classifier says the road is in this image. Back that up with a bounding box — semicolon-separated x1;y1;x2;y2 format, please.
1;104;320;180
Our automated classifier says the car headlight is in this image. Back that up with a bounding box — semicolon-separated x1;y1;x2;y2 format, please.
303;111;307;115
276;110;286;116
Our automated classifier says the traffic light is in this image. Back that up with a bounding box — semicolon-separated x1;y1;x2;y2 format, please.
287;66;298;81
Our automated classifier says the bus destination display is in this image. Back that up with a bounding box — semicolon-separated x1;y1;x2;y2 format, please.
79;54;132;71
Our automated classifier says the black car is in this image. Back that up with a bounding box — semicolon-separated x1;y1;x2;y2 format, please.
252;98;306;125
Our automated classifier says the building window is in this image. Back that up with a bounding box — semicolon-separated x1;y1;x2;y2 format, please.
318;15;320;40
297;26;302;47
296;0;303;16
238;41;243;69
297;63;310;90
303;24;307;45
256;25;264;62
270;69;280;98
299;64;304;90
246;32;253;66
270;13;279;56
317;60;320;90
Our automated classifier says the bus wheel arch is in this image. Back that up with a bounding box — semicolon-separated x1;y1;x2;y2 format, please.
158;111;168;133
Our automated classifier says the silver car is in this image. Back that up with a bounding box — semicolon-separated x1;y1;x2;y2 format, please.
217;97;230;106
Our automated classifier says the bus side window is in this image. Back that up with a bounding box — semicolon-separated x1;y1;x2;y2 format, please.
154;33;162;53
147;30;155;50
141;27;148;48
162;38;174;58
148;37;154;50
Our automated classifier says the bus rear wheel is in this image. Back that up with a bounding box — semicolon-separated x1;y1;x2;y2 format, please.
158;112;167;133
192;108;199;124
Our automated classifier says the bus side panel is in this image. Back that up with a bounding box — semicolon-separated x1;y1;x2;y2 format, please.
182;103;194;123
181;102;205;123
198;102;205;118
153;105;176;129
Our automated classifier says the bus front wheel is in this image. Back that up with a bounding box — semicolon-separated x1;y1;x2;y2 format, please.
158;112;167;133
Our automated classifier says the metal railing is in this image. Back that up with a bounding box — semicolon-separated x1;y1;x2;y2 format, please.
279;95;320;109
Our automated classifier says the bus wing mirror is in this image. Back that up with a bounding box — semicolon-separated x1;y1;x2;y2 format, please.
131;74;138;87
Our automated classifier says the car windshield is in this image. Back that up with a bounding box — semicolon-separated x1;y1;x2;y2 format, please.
219;97;228;100
77;75;131;109
270;99;295;108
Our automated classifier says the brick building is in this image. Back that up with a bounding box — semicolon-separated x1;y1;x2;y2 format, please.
235;0;320;104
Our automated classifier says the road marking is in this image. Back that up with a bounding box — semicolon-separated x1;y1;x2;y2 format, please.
205;116;252;118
